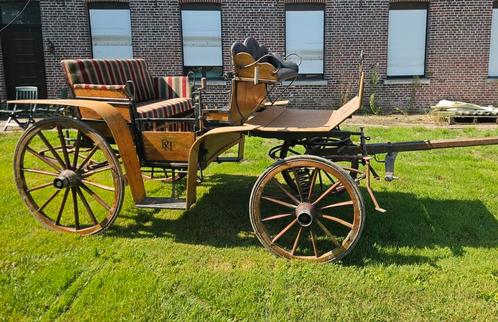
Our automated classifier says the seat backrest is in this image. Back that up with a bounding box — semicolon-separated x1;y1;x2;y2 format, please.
61;59;156;102
15;86;38;100
231;37;299;82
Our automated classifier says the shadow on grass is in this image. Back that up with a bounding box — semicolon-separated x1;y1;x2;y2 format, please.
108;174;498;266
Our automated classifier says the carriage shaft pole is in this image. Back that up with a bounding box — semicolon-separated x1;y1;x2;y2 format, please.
359;136;498;155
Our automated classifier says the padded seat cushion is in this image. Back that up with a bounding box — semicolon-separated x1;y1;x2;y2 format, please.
231;37;299;81
136;97;193;119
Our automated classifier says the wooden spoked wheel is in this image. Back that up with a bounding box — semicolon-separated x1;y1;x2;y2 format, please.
14;117;125;235
249;156;365;263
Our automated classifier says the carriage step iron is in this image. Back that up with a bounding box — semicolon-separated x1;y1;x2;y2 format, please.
135;197;187;210
215;157;241;163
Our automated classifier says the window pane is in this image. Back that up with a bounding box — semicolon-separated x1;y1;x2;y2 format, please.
182;10;222;67
89;9;133;59
489;9;498;76
387;9;427;76
184;66;223;79
0;2;41;25
286;10;324;75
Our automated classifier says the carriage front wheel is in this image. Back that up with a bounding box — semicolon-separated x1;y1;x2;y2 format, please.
249;156;365;263
14;117;125;235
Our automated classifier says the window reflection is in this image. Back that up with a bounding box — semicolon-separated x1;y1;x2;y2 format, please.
89;8;133;59
286;9;324;77
387;6;428;77
182;9;223;78
489;7;498;76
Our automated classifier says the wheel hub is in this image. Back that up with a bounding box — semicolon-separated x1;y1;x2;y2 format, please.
295;203;316;227
53;169;80;189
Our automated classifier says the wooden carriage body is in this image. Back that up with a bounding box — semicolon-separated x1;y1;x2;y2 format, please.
15;37;497;262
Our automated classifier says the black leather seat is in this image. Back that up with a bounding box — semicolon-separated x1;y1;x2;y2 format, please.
231;37;299;81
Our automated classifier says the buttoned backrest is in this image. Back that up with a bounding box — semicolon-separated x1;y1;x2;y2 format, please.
61;59;156;103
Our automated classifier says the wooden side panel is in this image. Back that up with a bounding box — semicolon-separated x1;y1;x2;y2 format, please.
79;104;131;122
228;80;268;125
142;132;195;162
10;99;146;203
186;124;257;209
73;88;129;99
233;52;277;82
203;110;229;122
203;133;243;164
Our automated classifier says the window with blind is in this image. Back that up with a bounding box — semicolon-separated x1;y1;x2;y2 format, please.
89;3;133;59
285;4;325;79
489;2;498;77
387;3;428;77
181;4;223;79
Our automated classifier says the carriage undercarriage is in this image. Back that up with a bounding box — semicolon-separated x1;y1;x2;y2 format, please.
10;38;498;263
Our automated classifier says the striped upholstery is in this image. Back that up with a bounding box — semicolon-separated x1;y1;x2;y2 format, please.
137;98;192;118
62;59;195;132
137;98;193;131
154;76;192;99
61;59;155;103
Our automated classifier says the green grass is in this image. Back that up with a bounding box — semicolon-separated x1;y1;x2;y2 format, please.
1;126;498;321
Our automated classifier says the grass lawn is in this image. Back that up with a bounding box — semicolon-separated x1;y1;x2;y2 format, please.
1;125;497;321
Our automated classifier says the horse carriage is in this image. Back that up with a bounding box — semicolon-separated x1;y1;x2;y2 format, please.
11;38;498;263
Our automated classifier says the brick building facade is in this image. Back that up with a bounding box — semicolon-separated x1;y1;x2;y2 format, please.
1;0;498;112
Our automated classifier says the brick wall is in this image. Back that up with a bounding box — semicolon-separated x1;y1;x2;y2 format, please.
1;0;498;111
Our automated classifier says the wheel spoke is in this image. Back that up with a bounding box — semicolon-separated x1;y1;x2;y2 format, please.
77;145;98;172
38;189;61;212
318;170;324;193
312;181;342;206
310;230;319;257
81;179;115;192
55;188;69;225
323;170;336;184
37;132;66;169
290;169;304;201
57;126;71;168
291;227;303;256
27;182;53;193
315;219;341;248
262;196;297;209
321;215;353;229
76;187;98;225
320;200;354;210
307;168;319;201
271;178;300;205
26;146;61;172
262;213;293;222
271;218;298;244
22;168;58;177
71;188;80;230
72;131;81;169
80;183;111;211
81;164;112;178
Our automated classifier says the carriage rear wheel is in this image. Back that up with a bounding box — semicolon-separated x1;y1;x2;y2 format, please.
249;156;365;263
14;117;125;235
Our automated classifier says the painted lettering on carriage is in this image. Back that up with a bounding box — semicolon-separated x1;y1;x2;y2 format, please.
161;139;173;151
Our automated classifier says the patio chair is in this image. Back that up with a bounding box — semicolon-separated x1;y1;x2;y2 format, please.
2;86;38;131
